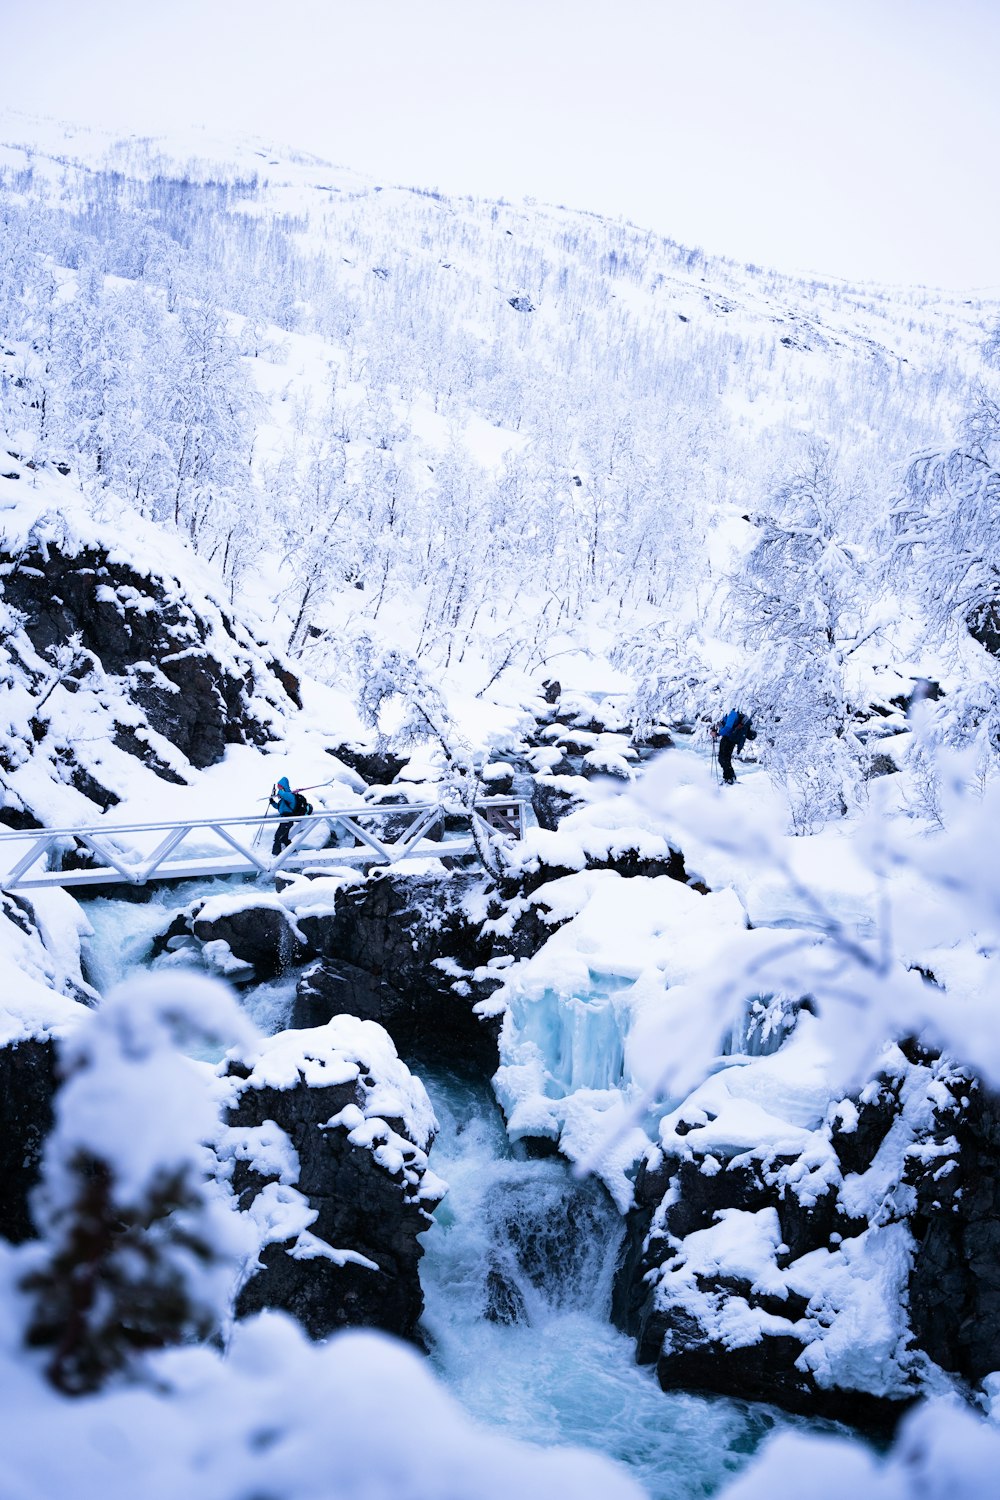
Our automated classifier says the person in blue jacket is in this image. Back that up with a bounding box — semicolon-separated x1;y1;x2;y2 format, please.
269;776;298;854
717;710;755;785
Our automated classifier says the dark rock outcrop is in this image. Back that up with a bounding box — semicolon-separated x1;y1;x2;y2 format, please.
484;1263;528;1325
613;1145;897;1428
907;1069;1000;1382
222;1020;442;1342
292;871;501;1070
612;1042;966;1433
328;743;408;787
2;544;298;773
0;1036;58;1243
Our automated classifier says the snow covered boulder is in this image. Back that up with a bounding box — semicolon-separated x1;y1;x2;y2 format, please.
190;891;308;981
530;774;590;831
499;819;696;900
581;748;635;783
631;725;676;754
615;1032;977;1429
220;1017;445;1342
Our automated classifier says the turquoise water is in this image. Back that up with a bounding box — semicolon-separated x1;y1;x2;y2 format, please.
417;1064;808;1500
78;893;828;1499
79;879;299;1037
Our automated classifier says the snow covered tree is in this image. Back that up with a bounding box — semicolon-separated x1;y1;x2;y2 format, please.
886;388;1000;775
162;299;262;551
891;392;1000;650
265;398;360;655
728;444;868;829
21;973;255;1395
353;639;503;876
48;264;148;485
612;628;723;739
352;442;419;618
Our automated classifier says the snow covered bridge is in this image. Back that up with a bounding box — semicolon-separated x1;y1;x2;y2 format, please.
0;799;527;893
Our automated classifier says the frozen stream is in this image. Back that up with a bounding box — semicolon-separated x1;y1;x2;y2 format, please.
80;889;827;1500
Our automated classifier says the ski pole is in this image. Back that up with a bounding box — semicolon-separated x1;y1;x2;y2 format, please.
253;778;340;801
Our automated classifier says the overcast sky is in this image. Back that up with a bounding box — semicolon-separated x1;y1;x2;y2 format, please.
2;0;998;288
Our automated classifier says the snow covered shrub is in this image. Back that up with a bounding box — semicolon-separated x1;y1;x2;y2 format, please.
21;972;256;1394
722;1397;1000;1500
941;679;1000;766
33;631;97;712
633;747;1000;1099
0;1311;648;1500
901;681;1000;823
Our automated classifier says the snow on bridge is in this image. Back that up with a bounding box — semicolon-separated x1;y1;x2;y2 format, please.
0;799;527;893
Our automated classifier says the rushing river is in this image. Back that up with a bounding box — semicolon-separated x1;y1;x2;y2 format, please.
80;889;827;1500
415;1062;808;1500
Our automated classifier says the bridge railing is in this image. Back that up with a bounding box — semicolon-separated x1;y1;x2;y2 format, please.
0;797;527;892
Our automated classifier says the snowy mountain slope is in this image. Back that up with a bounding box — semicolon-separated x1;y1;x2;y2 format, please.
4;106;999;839
3;111;988;365
1;110;996;702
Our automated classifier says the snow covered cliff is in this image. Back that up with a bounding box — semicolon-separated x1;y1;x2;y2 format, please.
0;460;302;830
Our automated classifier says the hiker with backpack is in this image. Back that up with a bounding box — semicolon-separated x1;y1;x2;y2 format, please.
716;710;755;785
268;776;312;855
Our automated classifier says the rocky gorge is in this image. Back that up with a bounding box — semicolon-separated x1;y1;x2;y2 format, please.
1;494;999;1481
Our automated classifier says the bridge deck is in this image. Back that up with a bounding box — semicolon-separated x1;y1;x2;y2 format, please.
0;800;525;893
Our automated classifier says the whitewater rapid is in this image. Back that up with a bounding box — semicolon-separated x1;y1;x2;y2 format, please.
80;890;823;1500
416;1064;802;1500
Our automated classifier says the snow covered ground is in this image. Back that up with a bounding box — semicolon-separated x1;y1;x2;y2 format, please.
3;107;1000;1499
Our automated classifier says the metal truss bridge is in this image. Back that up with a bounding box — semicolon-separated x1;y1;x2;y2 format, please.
0;798;526;893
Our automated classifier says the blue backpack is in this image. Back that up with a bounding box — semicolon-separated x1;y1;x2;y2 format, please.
719;710;742;738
